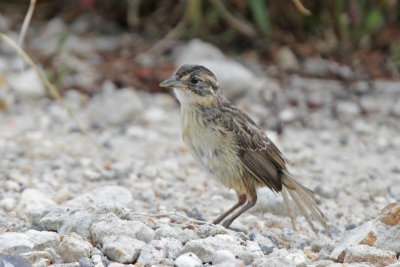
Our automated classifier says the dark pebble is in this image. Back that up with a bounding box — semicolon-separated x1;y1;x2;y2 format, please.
345;223;357;231
79;257;93;267
186;207;206;221
259;244;275;255
249;232;256;241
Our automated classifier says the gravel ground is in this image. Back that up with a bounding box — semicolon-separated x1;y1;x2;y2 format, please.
1;17;400;267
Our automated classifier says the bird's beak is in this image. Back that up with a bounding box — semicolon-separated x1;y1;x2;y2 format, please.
159;75;185;90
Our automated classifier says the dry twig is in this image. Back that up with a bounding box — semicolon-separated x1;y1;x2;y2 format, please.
211;0;257;37
131;211;208;225
292;0;311;16
18;0;36;48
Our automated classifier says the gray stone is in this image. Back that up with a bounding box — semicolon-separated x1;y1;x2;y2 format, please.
102;235;145;264
79;257;93;267
136;240;167;266
314;183;339;199
303;58;353;78
336;101;360;118
50;263;80;267
0;197;16;211
277;47;300;72
212;249;236;265
20;248;59;264
91;254;105;267
154;224;178;239
87;88;144;126
182;239;216;263
28;203;133;239
343;244;397;267
0;253;31;267
175;252;202;267
198;224;229;238
57;232;92;263
177;229;200;244
284;249;307;267
183;233;262;264
17;188;57;212
65;185;133;207
25;230;60;250
91;213;155;244
7;69;46;98
32;257;51;267
0;232;34;254
238;240;264;265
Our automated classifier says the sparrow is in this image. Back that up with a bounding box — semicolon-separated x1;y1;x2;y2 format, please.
160;64;330;235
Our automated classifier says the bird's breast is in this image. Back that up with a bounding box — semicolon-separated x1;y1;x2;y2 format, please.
179;107;244;186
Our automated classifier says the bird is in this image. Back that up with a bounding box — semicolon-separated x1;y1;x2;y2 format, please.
160;64;330;235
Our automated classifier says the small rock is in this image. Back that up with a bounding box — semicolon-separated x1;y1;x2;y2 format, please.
336;101;360;118
344;244;396;267
7;69;46;98
20;248;58;264
25;230;60;250
176;229;200;244
311;241;322;253
32;257;51;267
0;197;16;210
17;188;57;212
277;46;300;72
155;224;178;239
182;239;215;263
0;253;31;267
87;88;144;126
57;232;92;263
213;259;245;267
198;224;229;238
314;183;339;199
212;249;236;264
79;257;93;267
28;203;133;239
65;185;133;207
279;108;297;123
136;240;167;266
102;235;145;263
0;232;34;254
284;249;307;267
175;252;202;267
91;213;155;244
91;254;105;267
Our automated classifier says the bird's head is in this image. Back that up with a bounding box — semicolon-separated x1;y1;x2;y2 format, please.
160;64;221;106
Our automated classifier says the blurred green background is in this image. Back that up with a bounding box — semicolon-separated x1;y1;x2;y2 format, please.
1;0;399;84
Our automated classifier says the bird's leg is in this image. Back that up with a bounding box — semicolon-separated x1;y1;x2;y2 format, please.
213;194;246;225
221;195;257;228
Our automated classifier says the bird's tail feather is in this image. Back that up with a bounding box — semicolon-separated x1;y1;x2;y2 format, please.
282;172;331;237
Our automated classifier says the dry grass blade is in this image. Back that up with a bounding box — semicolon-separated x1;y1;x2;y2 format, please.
18;0;36;48
0;32;108;157
210;0;257;37
131;211;208;225
292;0;311;16
18;0;37;69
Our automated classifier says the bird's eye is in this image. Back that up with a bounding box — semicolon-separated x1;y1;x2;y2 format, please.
191;77;200;84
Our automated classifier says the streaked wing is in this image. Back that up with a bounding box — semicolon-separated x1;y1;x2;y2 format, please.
219;99;285;192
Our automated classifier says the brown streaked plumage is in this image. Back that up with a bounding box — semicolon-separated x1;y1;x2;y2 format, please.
160;64;330;235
